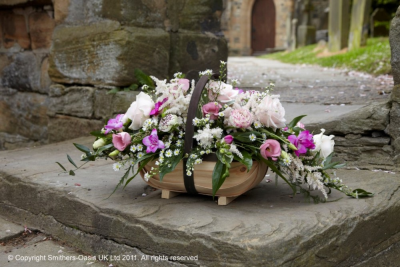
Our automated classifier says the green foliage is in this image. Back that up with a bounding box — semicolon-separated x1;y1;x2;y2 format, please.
261;38;391;75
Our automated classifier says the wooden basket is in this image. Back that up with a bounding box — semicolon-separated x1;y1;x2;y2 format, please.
140;74;268;205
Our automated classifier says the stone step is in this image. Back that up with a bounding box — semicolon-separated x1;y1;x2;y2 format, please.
0;137;400;266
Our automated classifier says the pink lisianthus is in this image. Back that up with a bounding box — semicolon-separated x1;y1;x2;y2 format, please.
224;135;233;144
150;98;168;116
260;140;281;161
228;108;254;129
142;129;165;153
112;132;131;151
288;130;315;156
178;79;190;92
202;102;222;120
105;114;124;134
207;81;239;103
255;95;286;130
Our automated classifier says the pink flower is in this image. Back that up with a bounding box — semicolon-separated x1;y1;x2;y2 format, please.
260;140;281;161
224;135;233;144
207;81;239;103
150;98;168;116
228;108;254;129
105;114;124;134
112;132;131;151
202;102;222;120
288;130;315;156
178;79;190;92
296;122;305;129
142;129;165;153
255;95;286;130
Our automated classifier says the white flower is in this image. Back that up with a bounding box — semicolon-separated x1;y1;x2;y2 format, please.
255;95;286;130
220;60;226;65
165;142;171;148
144;173;151;182
174;149;180;156
261;133;267;140
193;125;223;148
312;129;335;159
81;154;87;160
206;149;211;154
249;134;256;142
174;72;183;78
253;121;262;129
130;145;137;153
93;138;106;149
195;159;202;164
113;162;122;171
186;170;192;176
176;140;182;147
122;92;155;130
190;154;197;159
136;144;143;151
159;114;182;132
165;150;173;157
137;152;144;158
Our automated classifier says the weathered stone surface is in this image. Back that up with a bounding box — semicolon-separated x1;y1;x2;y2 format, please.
334;136;390;147
1;137;400;266
29;11;55;50
1;52;46;92
93;89;139;120
335;145;394;166
48;115;103;143
48;85;95;118
169;31;228;80
53;0;70;24
0;89;48;142
387;101;400;140
49;21;170;86
2;12;30;49
328;0;350;52
391;6;400;85
348;0;371;50
0;215;22;241
307;101;390;135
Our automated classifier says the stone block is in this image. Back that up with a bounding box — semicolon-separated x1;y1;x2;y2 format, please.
328;0;350;52
29;11;55;50
335;145;394;166
48;21;170;86
53;0;70;24
177;0;222;32
386;102;400;140
334;136;390;147
0;89;48;141
391;85;400;102
348;0;372;50
2;12;30;49
48;85;95;118
40;57;52;91
169;31;228;80
1;51;44;92
390;6;400;85
297;25;316;47
93;89;139;120
48;115;103;143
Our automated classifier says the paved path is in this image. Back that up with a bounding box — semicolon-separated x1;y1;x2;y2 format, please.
227;57;393;105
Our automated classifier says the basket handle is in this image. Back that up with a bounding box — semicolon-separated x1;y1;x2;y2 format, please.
183;73;220;194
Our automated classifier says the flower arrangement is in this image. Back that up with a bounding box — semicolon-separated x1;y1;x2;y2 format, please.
57;62;373;202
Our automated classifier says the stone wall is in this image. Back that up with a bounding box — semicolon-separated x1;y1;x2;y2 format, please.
0;0;228;150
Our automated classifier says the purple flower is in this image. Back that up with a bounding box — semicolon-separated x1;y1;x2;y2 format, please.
288;130;315;157
150;98;168;116
224;135;233;144
105;114;124;134
142;129;165;153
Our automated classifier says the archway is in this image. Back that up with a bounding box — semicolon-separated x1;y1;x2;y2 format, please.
251;0;276;53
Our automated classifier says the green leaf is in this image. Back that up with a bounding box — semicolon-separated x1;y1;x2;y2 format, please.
134;69;154;87
123;156;155;189
159;153;183;181
90;131;106;138
106;88;120;95
212;160;228;197
230;131;261;143
69;170;75;176
259;129;290;145
126;84;139;91
67;154;78;168
233;150;253;172
288;115;307;129
55;162;67;172
259;157;296;194
73;143;91;154
96;144;113;155
352;189;374;198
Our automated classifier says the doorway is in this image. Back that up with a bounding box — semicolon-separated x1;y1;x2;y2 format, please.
251;0;276;53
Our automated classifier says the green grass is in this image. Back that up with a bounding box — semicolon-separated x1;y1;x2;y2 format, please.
261;38;391;75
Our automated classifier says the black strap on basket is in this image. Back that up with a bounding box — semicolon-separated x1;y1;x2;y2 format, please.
183;73;221;194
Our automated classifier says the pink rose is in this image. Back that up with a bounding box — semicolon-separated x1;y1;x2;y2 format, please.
112;132;131;151
202;102;222;120
224;135;233;144
260;140;281;161
207;81;239;103
255;95;286;130
228;108;254;129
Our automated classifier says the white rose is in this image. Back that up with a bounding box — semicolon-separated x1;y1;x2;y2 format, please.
159;114;182;132
312;129;335;158
122;92;155;130
207;81;239;103
255;95;286;130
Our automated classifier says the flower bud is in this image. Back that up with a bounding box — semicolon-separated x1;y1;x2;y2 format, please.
93;138;106;149
224;135;233;144
288;143;298;151
109;150;120;158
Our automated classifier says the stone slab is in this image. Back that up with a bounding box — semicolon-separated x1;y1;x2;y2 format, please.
0;138;400;266
390;6;400;85
0;216;22;241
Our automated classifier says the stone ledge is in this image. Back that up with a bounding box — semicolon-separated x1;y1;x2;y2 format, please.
0;137;400;266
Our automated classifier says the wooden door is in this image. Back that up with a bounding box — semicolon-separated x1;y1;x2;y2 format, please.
251;0;276;53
